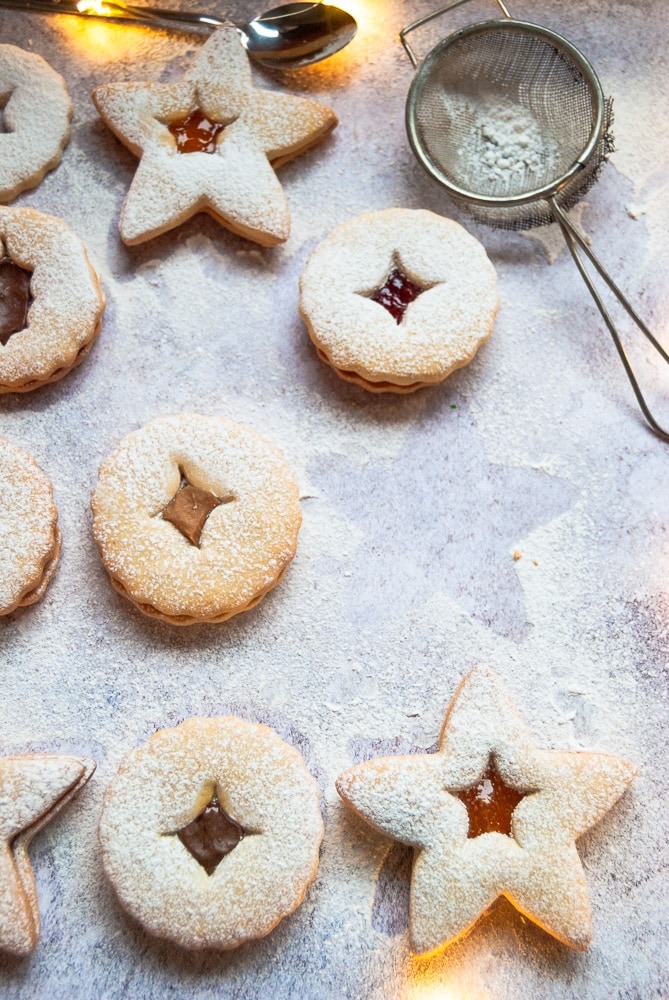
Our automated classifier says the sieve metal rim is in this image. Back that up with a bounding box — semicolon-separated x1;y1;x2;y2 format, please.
405;18;606;209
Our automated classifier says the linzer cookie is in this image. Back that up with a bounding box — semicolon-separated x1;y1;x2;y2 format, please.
0;44;72;203
0;437;61;616
336;667;637;953
299;208;499;392
0;207;105;393
0;753;95;956
99;717;323;949
92;27;337;246
91;414;302;625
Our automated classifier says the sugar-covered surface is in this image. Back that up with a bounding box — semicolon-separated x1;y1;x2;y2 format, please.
0;2;666;998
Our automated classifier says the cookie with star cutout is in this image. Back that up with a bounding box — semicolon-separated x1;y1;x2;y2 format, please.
0;44;73;203
0;753;95;956
99;717;323;949
92;27;337;247
91;413;302;625
0;206;105;393
336;667;637;953
0;436;61;616
299;209;499;392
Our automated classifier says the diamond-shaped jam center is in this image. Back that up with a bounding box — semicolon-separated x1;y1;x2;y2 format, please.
370;268;423;324
168;109;227;154
0;259;32;345
161;473;225;547
178;797;245;875
455;758;530;838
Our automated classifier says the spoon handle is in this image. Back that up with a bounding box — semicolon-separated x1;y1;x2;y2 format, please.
0;0;226;30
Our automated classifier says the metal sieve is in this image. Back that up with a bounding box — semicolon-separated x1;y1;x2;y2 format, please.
401;0;668;441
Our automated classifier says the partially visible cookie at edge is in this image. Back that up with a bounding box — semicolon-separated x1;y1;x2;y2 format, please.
0;436;61;616
299;208;499;392
0;207;105;393
0;44;72;203
91;413;302;625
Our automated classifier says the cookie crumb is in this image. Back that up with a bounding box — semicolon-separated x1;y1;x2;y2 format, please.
513;549;522;561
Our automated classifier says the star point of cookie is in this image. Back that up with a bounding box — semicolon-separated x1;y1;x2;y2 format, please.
92;27;337;247
0;753;95;956
336;667;637;954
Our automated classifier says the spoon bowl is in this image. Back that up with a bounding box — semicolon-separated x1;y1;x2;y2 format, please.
241;3;358;69
0;0;357;69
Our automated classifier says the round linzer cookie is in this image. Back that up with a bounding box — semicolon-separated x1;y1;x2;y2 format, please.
0;437;61;616
299;208;499;392
0;44;72;203
99;717;324;949
91;414;302;625
0;207;105;393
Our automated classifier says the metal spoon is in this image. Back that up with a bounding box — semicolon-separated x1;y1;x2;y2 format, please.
0;0;358;68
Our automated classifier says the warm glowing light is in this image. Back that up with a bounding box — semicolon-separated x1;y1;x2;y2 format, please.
405;970;492;1000
76;0;111;13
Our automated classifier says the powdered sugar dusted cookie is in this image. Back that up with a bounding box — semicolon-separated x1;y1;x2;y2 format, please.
299;208;499;392
336;667;637;953
0;44;72;203
92;27;337;247
0;207;105;393
99;717;323;949
91;414;302;625
0;437;61;616
0;753;95;956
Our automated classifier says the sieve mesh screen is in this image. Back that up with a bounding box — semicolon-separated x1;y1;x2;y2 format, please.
410;26;612;229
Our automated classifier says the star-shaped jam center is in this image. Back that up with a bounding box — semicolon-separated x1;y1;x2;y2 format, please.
167;110;230;154
161;470;232;547
369;267;424;324
177;795;245;875
0;259;32;345
455;757;531;839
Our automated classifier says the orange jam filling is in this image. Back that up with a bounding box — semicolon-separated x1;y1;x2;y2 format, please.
168;109;227;154
0;259;32;345
456;758;529;838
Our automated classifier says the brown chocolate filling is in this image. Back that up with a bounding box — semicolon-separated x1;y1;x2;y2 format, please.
177;796;245;874
454;756;534;839
161;470;232;547
0;258;32;345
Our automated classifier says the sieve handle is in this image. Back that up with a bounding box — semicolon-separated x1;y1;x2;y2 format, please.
400;0;511;67
550;197;669;442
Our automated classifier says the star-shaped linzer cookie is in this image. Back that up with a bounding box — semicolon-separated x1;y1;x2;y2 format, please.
336;668;637;954
92;27;337;247
0;753;95;956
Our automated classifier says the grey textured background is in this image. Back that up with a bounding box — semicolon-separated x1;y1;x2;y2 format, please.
0;1;666;997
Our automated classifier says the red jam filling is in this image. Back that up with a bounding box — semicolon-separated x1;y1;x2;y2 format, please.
177;796;245;875
370;268;423;324
0;259;32;345
168;110;227;154
455;758;529;838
